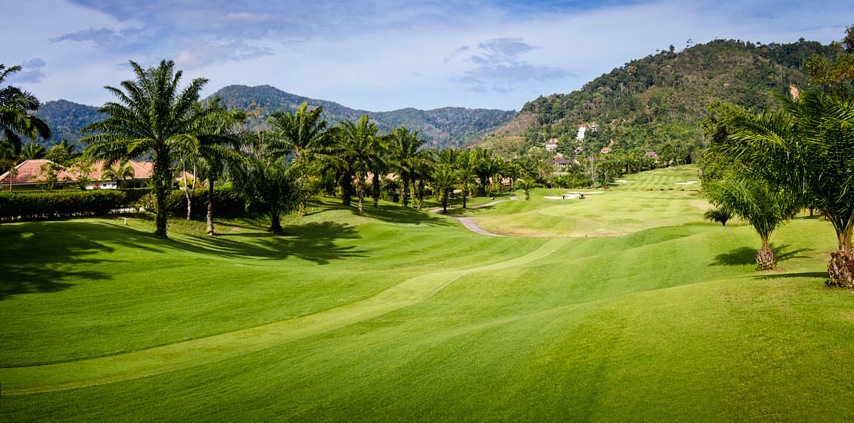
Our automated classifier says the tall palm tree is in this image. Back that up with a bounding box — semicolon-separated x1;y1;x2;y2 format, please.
1;64;51;155
266;103;331;215
82;60;208;238
412;149;436;210
335;115;380;216
230;132;294;234
432;165;457;213
455;150;477;209
186;99;246;234
387;126;426;207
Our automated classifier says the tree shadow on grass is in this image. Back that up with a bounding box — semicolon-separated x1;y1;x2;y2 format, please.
362;205;453;226
759;271;829;280
711;244;812;267
0;221;165;301
185;221;365;264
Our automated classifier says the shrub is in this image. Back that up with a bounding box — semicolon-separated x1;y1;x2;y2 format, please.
0;190;128;221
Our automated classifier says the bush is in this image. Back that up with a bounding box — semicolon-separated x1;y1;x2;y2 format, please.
0;190;129;221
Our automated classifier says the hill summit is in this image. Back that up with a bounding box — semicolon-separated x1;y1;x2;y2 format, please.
477;38;834;161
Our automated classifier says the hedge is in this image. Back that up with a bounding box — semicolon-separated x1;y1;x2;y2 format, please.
0;190;129;221
136;187;247;219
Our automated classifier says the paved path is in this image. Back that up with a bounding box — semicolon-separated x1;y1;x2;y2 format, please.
429;198;516;237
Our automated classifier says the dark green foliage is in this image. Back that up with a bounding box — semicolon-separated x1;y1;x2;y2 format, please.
517;39;835;160
211;85;515;150
0;190;127;221
34;100;103;147
159;187;245;219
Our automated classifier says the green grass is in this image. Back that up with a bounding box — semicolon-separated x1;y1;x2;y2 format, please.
2;166;853;422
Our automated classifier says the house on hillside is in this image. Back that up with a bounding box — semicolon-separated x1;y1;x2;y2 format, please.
0;159;192;192
545;138;559;152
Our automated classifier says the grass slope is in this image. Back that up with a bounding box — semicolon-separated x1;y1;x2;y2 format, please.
2;166;853;422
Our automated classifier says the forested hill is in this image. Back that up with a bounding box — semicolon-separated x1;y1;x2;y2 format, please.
478;38;834;159
211;85;516;150
34;86;516;151
34;100;103;149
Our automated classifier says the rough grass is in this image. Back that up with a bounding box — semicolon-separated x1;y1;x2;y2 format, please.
2;166;853;422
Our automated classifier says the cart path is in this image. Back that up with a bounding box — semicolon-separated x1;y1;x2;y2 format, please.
0;238;564;396
429;196;518;237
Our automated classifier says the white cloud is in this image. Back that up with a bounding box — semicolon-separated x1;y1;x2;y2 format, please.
3;0;853;111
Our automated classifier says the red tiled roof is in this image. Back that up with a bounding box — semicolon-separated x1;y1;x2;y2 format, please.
0;159;186;187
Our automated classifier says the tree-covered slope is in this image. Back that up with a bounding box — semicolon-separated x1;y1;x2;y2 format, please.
479;39;835;160
211;85;516;149
34;100;104;148
34;86;515;151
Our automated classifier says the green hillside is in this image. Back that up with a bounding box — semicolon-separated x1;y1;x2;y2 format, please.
211;84;516;149
479;38;835;161
33;86;515;151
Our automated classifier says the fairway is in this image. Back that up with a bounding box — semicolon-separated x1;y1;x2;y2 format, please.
2;166;853;422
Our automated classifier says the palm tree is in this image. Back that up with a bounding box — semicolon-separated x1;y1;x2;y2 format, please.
185;99;246;234
704;173;800;270
455;150;478;209
335;115;380;216
1;64;51;155
82;60;208;238
101;159;135;188
516;178;538;200
432;165;457;213
266;103;331;216
387;127;424;207
20;142;46;160
231;132;295;234
412;149;436;210
719;92;854;282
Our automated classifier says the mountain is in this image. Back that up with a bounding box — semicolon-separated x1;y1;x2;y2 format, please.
210;85;516;149
476;38;835;160
34;87;515;151
34;100;104;149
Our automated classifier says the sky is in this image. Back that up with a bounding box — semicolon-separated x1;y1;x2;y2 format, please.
2;0;852;112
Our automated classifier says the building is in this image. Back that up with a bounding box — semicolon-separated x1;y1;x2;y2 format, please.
0;159;191;192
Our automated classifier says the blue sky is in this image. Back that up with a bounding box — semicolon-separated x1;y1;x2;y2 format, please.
2;0;852;111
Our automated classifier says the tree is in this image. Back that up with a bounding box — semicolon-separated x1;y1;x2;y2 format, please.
1;64;51;155
432;165;456;213
231;133;295;234
704;172;800;270
455;150;478;208
387;126;427;207
20;142;46;160
516;178;538;200
334;115;380;216
175;98;247;233
82;60;208;238
101;159;135;188
267;103;330;216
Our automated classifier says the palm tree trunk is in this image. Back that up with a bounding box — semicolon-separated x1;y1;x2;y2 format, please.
372;173;380;208
462;188;468;209
357;177;365;216
756;239;776;270
268;208;283;234
205;176;215;235
401;177;410;207
417;180;424;210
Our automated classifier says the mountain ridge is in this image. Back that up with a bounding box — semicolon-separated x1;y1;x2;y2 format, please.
34;86;516;151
